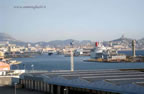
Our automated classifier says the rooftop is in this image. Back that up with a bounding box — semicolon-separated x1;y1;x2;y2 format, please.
20;69;144;94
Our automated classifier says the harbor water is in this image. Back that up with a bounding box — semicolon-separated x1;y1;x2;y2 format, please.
12;50;144;71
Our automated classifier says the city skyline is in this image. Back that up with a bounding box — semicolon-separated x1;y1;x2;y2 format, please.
0;0;144;42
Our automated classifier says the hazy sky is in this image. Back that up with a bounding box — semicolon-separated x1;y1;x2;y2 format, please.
0;0;144;42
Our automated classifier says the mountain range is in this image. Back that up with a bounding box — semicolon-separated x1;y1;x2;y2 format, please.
0;33;27;46
0;33;15;41
0;33;92;47
0;33;144;49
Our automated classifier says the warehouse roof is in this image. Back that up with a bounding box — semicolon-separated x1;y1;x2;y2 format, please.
20;69;144;94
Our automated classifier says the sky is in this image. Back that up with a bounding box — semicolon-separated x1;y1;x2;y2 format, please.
0;0;144;42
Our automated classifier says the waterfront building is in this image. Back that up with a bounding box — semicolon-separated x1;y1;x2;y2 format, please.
0;51;4;59
0;62;10;71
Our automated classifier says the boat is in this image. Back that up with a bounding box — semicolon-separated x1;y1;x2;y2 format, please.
90;42;126;61
48;50;57;56
8;60;21;65
0;58;21;65
90;42;107;59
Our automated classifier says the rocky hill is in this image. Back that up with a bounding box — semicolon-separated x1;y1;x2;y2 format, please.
103;35;144;49
0;33;26;46
0;33;15;41
0;33;143;49
137;38;144;49
110;35;133;48
34;39;93;47
0;33;93;47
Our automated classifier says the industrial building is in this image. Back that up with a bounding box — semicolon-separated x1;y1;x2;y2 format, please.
19;69;144;94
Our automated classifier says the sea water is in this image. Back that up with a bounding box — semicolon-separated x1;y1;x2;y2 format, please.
12;50;144;71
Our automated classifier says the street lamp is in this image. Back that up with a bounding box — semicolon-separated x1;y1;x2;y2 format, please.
70;41;74;72
31;64;34;72
14;83;17;94
64;88;67;94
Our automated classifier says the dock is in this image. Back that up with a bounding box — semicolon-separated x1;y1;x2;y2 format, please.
18;69;144;94
84;56;144;63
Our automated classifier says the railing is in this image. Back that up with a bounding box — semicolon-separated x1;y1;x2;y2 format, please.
25;70;49;73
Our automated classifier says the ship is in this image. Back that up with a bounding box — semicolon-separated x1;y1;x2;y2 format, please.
89;42;126;62
8;60;21;65
48;50;57;56
0;58;21;65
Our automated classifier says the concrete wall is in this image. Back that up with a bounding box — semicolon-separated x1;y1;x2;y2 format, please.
0;77;11;86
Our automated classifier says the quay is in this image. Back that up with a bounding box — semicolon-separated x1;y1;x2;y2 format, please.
18;69;144;94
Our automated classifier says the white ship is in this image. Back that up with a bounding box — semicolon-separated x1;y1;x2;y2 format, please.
90;42;126;61
90;42;107;59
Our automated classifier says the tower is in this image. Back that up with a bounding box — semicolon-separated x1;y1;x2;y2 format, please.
132;40;136;57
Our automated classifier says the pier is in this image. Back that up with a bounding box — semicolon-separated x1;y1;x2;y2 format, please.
18;69;144;94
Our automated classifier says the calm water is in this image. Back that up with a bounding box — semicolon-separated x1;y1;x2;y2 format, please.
12;50;144;71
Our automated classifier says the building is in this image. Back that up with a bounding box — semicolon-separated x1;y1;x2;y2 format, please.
0;51;4;59
19;69;144;94
0;62;10;71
